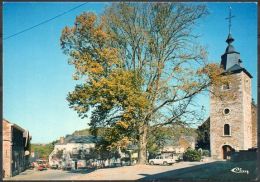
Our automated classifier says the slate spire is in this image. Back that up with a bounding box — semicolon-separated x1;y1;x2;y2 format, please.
220;7;252;78
220;7;241;70
225;34;235;53
224;7;236;53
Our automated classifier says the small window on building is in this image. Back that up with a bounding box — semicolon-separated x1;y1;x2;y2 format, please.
224;108;230;115
224;124;230;136
222;83;230;90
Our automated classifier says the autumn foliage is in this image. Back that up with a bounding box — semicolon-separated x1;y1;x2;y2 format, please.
60;3;231;164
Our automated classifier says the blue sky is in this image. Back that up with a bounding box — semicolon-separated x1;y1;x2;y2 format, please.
3;2;257;143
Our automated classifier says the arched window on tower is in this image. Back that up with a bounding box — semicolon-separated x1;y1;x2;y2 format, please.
224;124;231;136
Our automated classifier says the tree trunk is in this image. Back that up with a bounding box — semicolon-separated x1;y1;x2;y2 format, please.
138;123;148;164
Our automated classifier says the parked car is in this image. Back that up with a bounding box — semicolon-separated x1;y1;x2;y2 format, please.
49;159;60;169
35;159;48;171
50;164;59;169
96;160;105;169
37;165;46;171
77;160;87;169
109;162;122;167
149;155;176;165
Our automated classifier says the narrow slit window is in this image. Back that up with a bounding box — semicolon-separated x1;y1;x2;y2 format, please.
224;124;230;136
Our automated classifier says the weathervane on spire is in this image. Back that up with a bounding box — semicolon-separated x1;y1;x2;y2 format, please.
225;6;235;34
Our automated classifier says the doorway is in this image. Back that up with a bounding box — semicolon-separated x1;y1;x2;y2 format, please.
222;145;234;159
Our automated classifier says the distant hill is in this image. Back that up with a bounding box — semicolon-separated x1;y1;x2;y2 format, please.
31;143;54;159
72;128;91;136
54;123;197;146
72;124;197;137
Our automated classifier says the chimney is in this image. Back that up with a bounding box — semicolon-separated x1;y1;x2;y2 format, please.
60;137;65;144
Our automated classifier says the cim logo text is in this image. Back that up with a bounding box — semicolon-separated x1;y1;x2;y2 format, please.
230;167;249;174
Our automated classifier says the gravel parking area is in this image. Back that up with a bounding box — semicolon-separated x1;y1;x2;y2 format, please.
4;162;207;180
4;160;256;181
72;162;205;180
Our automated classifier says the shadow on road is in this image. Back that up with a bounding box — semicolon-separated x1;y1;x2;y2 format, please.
66;168;97;174
138;160;257;181
65;165;127;175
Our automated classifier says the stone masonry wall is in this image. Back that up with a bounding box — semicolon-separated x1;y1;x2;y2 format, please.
210;72;251;159
251;103;257;147
241;71;252;149
3;120;12;177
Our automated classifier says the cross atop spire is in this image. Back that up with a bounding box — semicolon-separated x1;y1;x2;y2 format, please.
225;6;235;34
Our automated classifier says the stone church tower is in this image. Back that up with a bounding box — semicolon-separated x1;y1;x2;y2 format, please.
210;11;254;160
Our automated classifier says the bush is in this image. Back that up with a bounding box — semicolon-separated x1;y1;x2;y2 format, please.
202;150;210;157
183;149;202;161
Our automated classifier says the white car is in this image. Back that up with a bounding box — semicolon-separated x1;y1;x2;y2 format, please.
149;155;176;165
77;160;87;169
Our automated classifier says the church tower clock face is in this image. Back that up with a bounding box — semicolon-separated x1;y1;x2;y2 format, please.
209;7;254;160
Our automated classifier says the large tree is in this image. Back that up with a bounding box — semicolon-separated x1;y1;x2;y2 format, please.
61;2;230;164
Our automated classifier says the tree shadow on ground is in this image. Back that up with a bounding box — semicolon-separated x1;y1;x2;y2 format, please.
138;160;257;181
65;164;127;174
18;169;44;175
66;168;96;174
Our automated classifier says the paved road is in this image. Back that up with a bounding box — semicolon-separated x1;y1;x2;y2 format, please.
3;161;213;180
140;160;257;181
4;160;256;181
4;169;81;180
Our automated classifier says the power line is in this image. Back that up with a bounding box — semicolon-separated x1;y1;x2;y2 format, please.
4;2;88;40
